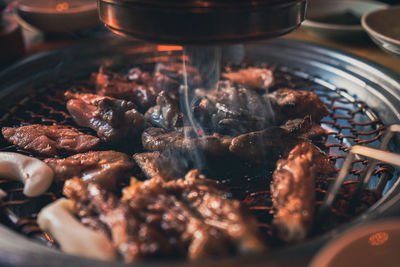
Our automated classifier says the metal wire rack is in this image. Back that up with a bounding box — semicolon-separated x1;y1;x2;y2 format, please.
0;62;394;248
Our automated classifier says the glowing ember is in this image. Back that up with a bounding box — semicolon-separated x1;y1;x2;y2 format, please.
56;2;69;11
368;231;389;246
157;45;183;52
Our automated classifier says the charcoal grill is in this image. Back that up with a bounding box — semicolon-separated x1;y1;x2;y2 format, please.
0;38;400;267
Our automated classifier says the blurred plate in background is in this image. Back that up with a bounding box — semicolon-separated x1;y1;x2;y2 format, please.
16;0;99;33
310;218;400;267
362;6;400;58
302;0;387;42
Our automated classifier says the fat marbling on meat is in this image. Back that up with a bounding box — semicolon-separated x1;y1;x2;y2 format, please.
45;151;134;191
65;92;145;143
1;124;99;156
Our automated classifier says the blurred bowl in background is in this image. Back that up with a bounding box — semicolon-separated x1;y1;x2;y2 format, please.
362;6;400;58
310;218;400;267
16;0;99;33
302;0;387;42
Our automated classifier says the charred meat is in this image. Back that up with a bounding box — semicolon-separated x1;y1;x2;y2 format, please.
282;115;326;140
145;91;184;130
229;127;293;164
64;170;264;262
222;67;274;90
65;92;145;143
265;88;329;123
142;127;232;156
194;81;273;135
155;62;202;88
133;152;186;181
45;151;134;190
1;124;99;156
92;67;179;110
271;142;316;243
229;115;331;165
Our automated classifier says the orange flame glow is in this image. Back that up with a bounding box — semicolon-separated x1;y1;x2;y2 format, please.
157;45;183;52
56;2;69;12
368;231;389;246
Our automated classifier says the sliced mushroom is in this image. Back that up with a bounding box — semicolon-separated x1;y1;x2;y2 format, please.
0;152;53;197
37;198;116;261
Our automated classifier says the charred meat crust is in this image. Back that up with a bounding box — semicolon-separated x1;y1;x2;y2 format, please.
65;92;145;143
222;67;274;90
64;170;264;262
133;152;186;181
271;142;316;243
264;88;329;123
45;151;135;191
142;127;232;156
144;90;184;130
92;67;179;110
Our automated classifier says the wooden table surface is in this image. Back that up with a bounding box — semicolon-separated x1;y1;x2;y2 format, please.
285;27;400;75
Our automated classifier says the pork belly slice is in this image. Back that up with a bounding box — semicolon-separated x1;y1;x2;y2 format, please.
1;124;99;156
92;67;179;110
65;92;145;143
144;90;184;130
271;142;316;243
45;151;134;190
264;88;329;123
142;127;232;156
222;67;274;90
133;152;186;181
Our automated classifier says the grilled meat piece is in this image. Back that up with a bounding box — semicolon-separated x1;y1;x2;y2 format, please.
271;142;316;243
92;67;178;110
282;115;326;139
193;81;273;135
222;67;274;90
229;127;292;164
65;92;145;143
265;88;329;123
64;170;263;261
169;170;265;253
230;115;331;166
133;152;186;180
145;91;184;130
309;144;336;175
155;62;202;88
1;125;99;156
123;170;264;256
45;151;134;190
64;177;175;262
142;127;232;156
